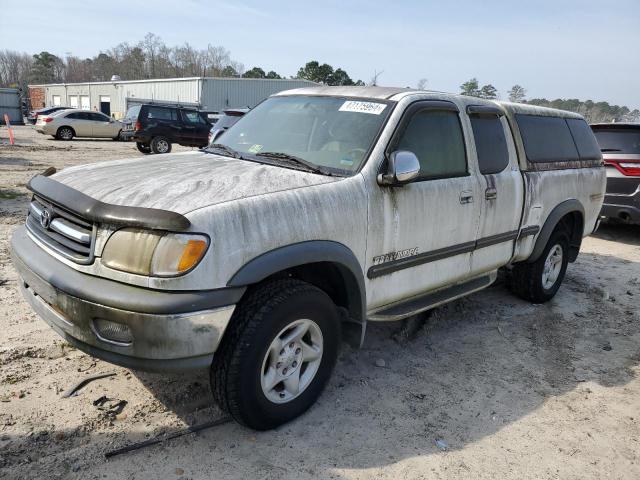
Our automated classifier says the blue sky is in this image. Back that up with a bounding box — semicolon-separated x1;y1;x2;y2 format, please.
1;0;639;109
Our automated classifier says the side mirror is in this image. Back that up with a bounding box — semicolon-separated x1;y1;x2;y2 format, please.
377;151;420;186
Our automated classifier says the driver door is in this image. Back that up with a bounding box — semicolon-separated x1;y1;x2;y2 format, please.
365;101;483;310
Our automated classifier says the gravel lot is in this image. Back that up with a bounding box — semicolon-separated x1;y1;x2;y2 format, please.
1;126;639;479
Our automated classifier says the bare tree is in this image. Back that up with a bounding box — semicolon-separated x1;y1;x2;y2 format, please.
416;78;428;90
508;85;527;103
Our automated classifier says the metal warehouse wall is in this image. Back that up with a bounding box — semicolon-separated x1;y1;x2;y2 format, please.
30;77;317;119
0;88;24;125
200;78;317;111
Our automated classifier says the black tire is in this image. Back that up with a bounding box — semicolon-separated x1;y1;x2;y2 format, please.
136;142;151;154
510;229;570;303
150;136;172;154
56;126;74;141
211;279;340;430
112;130;122;141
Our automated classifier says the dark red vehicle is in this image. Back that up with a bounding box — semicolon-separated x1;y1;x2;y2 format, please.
591;123;640;224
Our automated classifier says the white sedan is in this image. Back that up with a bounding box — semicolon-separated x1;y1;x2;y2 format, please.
35;109;122;140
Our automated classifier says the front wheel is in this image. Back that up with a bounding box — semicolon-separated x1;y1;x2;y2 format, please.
509;229;570;303
150;136;171;154
211;279;340;430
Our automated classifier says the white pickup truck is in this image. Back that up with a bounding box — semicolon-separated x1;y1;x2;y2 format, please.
11;86;605;430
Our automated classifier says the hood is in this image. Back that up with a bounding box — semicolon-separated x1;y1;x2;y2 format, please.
52;151;339;214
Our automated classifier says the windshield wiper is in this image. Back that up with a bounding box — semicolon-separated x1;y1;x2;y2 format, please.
601;148;622;152
255;152;334;176
205;143;241;158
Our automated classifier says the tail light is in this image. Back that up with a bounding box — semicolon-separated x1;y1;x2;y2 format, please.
606;160;640;177
134;121;142;131
44;117;54;123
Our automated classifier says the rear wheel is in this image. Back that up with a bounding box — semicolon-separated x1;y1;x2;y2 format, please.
56;127;74;141
150;136;171;154
136;142;151;154
211;279;340;430
510;229;570;303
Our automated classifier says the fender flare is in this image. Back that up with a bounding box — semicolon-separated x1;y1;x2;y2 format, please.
227;240;366;323
528;199;585;263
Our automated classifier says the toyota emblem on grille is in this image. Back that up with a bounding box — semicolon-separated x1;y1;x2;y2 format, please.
40;208;52;229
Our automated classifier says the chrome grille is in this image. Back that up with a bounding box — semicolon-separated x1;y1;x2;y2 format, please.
26;196;95;264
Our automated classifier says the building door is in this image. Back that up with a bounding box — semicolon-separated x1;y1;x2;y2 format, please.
99;96;111;116
69;96;79;109
52;95;61;106
80;96;90;110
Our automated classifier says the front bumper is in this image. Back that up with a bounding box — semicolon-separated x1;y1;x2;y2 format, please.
11;227;242;371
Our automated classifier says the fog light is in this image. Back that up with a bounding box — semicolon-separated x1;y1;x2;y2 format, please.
92;319;133;346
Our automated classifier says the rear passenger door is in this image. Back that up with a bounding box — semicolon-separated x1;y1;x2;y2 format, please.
145;106;180;140
467;106;524;274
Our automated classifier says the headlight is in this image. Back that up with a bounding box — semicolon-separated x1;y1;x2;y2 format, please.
102;228;209;277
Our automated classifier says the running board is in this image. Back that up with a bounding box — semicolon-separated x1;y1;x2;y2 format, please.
368;273;496;322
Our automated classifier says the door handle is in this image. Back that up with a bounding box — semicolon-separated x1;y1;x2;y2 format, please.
485;188;498;200
459;191;474;204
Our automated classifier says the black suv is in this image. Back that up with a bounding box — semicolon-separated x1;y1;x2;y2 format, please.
121;104;211;154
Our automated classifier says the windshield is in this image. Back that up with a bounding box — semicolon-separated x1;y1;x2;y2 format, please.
212;96;392;174
593;128;640;154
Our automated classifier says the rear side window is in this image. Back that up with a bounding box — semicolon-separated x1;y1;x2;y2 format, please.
592;129;640;154
566;119;601;160
395;110;467;180
470;115;509;174
515;114;579;162
146;107;177;121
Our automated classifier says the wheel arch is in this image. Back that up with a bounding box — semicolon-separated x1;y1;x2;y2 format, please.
228;241;366;326
528;199;585;263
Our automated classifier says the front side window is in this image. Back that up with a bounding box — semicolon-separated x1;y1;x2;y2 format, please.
394;110;467;180
470;115;510;174
213;96;392;174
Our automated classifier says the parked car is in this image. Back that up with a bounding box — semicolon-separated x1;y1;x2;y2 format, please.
208;108;249;143
120;104;211;154
591;123;640;224
11;86;605;430
35;109;122;140
27;106;72;125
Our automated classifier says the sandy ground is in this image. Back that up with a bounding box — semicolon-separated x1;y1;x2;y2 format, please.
0;126;639;480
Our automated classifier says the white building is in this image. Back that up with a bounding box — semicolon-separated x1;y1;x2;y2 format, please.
28;77;316;119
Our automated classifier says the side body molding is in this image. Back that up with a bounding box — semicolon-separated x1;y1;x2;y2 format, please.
228;241;366;323
527;199;585;263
